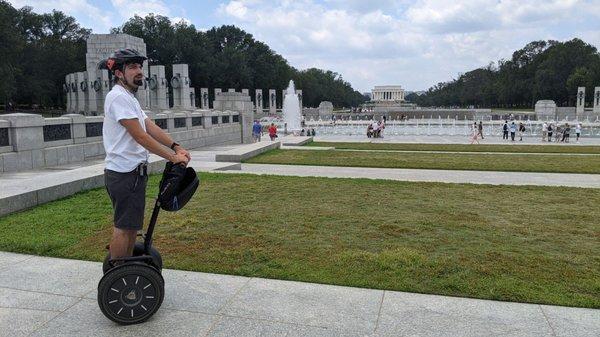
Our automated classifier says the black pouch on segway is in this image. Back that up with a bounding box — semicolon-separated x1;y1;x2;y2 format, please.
158;162;199;211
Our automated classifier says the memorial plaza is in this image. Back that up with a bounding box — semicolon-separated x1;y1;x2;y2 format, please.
0;21;599;337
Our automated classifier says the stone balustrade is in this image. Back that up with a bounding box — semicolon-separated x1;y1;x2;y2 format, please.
0;110;243;172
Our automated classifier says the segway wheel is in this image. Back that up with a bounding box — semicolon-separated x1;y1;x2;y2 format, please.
98;264;164;325
103;243;163;274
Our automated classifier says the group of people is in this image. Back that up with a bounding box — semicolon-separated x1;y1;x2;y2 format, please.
252;121;279;142
470;120;583;144
300;128;316;136
252;121;315;142
469;121;485;144
366;118;386;138
500;121;527;142
540;122;581;143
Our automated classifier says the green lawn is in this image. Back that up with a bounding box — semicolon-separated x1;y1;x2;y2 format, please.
308;141;600;154
246;149;600;174
0;173;598;308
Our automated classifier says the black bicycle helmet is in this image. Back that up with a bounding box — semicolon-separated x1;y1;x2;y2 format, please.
98;48;147;74
158;162;199;212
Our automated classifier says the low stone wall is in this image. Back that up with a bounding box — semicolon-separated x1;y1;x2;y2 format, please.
0;110;242;172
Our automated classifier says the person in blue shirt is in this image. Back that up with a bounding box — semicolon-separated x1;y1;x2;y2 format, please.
510;122;517;141
252;120;262;142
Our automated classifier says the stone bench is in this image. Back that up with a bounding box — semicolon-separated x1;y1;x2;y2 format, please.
215;141;280;162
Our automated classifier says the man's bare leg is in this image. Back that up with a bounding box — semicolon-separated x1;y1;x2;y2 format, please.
109;228;137;260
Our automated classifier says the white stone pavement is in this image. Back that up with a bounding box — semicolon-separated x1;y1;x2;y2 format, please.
0;251;598;337
229;164;600;189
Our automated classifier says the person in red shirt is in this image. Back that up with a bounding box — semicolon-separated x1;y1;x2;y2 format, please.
268;123;277;141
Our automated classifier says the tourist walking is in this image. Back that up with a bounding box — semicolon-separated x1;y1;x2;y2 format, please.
470;123;480;144
478;121;484;139
502;121;509;140
510;122;516;141
252;120;262;142
547;123;553;142
576;123;581;142
562;123;570;143
542;122;548;141
518;122;525;141
268;123;278;141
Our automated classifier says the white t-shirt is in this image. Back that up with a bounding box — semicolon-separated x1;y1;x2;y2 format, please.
103;84;149;172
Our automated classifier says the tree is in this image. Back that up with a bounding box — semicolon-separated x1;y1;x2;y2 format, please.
411;39;600;108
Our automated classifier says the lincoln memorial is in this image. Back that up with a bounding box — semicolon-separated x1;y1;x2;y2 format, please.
371;85;405;101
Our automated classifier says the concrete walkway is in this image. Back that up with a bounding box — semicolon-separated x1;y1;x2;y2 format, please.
0;251;597;337
228;163;600;188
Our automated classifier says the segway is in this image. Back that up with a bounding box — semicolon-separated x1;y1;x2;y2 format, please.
98;162;199;325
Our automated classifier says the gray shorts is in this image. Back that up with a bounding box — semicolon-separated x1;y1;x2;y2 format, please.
104;168;148;230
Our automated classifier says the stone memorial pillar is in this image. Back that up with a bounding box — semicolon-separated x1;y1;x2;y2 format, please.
96;69;110;113
69;73;79;113
65;74;73;113
255;89;263;112
75;72;87;114
85;70;98;115
242;89;249;95
200;88;209;109
594;87;600;114
576;87;585;115
135;66;150;109
171;64;192;109
149;65;168;110
189;88;196;108
269;89;276;114
281;90;287;108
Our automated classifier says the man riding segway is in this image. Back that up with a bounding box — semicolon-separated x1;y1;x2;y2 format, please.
98;49;197;324
101;48;189;263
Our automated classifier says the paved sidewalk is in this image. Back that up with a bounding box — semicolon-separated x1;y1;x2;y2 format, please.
0;251;597;337
229;164;600;188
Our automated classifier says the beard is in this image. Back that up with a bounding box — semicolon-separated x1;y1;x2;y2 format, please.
133;77;143;86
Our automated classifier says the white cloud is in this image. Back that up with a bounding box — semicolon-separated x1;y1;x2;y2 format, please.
110;0;171;20
10;0;113;32
217;0;600;92
220;1;249;19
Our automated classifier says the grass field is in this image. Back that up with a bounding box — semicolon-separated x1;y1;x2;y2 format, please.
308;142;600;154
0;173;598;308
246;149;600;174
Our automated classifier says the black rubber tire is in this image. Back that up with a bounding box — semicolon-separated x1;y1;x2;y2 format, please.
98;263;164;325
103;242;163;274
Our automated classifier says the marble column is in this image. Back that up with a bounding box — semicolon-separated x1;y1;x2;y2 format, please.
255;89;263;112
269;89;276;114
576;87;585;115
594;87;600;114
200;88;209;109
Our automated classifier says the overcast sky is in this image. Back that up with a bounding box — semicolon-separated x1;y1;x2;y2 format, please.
10;0;600;92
